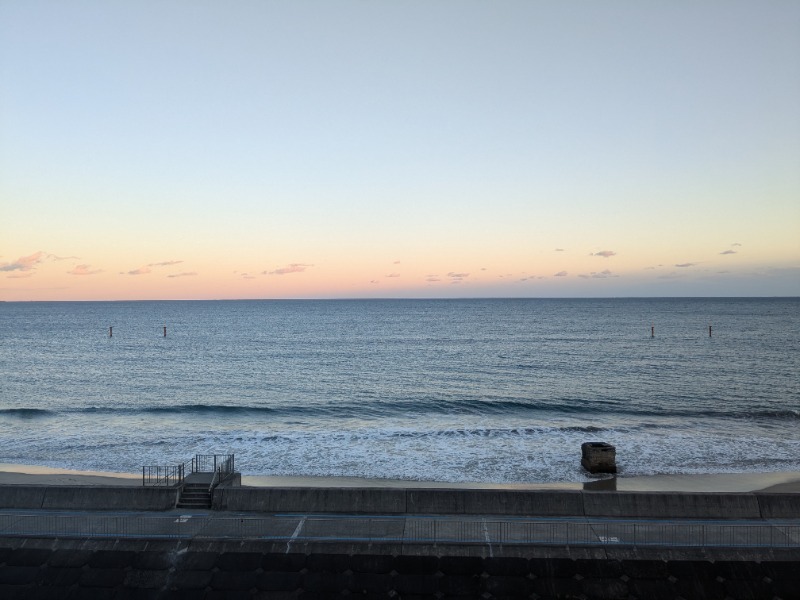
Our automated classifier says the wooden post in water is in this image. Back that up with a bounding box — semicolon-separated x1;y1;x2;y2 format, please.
709;324;712;337
163;325;167;338
109;326;113;337
651;324;654;338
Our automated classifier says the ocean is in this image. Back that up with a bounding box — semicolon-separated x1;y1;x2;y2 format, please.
1;298;798;483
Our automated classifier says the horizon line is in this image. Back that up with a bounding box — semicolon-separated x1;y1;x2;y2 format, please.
3;295;798;303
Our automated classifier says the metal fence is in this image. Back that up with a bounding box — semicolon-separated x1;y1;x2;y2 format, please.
141;464;185;487
142;454;234;487
192;454;234;475
0;512;797;548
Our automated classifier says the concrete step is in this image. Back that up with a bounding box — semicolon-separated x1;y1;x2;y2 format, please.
177;501;211;508
178;483;212;508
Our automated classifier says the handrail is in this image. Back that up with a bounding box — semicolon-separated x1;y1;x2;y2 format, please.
192;454;234;475
209;468;220;493
142;463;185;487
143;453;234;487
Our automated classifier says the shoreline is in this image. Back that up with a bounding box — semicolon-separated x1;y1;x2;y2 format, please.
0;463;799;493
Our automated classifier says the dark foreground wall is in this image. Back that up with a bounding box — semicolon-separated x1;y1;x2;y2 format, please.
0;537;798;600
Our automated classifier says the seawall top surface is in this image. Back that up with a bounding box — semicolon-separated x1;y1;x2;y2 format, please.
0;484;797;518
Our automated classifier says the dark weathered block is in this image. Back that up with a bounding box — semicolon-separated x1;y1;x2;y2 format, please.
581;441;617;474
168;569;213;589
215;551;263;572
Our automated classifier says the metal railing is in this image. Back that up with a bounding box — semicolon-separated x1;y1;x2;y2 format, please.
142;454;234;487
193;454;235;491
192;454;234;476
0;512;798;548
141;464;185;487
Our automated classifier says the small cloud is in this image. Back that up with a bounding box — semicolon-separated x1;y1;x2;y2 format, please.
719;250;736;255
555;248;565;252
393;260;401;265
579;269;618;279
480;267;487;271
591;250;616;258
675;262;697;268
268;263;313;275
425;276;441;282
554;271;568;277
519;277;529;282
1;251;45;273
68;264;102;276
241;273;256;280
149;260;184;267
125;267;152;275
447;272;469;279
386;273;400;278
47;254;80;261
6;273;34;279
167;272;197;278
732;242;742;247
370;280;379;284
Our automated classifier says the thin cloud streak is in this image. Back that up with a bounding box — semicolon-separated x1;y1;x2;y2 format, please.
149;260;184;267
267;263;313;275
0;251;45;273
578;269;618;279
68;264;102;276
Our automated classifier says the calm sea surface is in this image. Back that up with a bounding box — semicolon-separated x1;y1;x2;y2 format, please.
1;298;798;482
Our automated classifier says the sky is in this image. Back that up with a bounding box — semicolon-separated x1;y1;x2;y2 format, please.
1;1;799;301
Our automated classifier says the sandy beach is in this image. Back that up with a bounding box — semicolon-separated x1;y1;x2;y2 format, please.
0;462;799;493
0;463;142;487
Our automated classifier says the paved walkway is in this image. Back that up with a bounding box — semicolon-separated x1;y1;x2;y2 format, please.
1;508;798;550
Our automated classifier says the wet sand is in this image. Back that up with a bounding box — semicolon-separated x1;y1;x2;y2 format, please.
0;463;798;493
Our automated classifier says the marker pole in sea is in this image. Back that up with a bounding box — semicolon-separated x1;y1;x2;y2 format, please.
651;324;654;338
109;326;112;338
163;324;167;338
709;324;712;337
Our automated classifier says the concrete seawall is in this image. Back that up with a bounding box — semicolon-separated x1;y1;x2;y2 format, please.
0;485;797;518
0;486;178;511
0;536;798;599
212;487;800;519
1;486;797;598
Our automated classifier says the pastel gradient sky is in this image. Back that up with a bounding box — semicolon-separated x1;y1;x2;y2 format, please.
2;1;799;300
